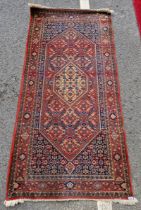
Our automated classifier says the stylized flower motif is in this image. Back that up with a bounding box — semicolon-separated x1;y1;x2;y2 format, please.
66;181;74;189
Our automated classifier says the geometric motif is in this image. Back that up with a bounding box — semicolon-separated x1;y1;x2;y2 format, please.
54;63;88;104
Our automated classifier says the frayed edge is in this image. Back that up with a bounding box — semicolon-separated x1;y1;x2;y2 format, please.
4;199;24;207
97;201;112;210
28;3;51;9
4;197;138;207
113;197;138;205
89;8;114;14
28;3;114;14
97;198;138;210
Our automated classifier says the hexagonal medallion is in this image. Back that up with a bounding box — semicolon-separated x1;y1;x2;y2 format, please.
53;63;88;104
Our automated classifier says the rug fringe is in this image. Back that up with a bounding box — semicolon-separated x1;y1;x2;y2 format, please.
97;198;138;210
28;3;51;9
97;201;112;210
113;197;138;205
4;199;25;207
4;197;138;207
28;3;114;14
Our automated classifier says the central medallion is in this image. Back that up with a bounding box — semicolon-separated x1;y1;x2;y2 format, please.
40;29;100;161
53;63;88;104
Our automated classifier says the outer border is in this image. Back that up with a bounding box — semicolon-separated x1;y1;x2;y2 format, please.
109;16;134;196
5;10;33;201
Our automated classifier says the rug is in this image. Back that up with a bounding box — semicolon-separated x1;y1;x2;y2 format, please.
5;4;137;209
133;0;141;36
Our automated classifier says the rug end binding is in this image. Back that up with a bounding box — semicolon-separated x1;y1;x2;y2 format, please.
28;3;114;14
4;197;138;207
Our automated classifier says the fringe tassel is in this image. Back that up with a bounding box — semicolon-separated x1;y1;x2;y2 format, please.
4;197;138;207
80;0;90;9
4;199;24;207
97;198;138;210
113;197;138;205
97;201;112;210
28;3;114;14
28;3;51;9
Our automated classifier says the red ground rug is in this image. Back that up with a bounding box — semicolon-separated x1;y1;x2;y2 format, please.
5;4;137;208
133;0;141;36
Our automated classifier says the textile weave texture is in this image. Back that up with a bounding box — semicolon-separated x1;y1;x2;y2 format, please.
6;7;133;202
133;0;141;36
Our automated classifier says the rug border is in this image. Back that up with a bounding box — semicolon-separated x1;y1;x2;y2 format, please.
5;13;33;201
5;5;135;204
109;16;134;196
